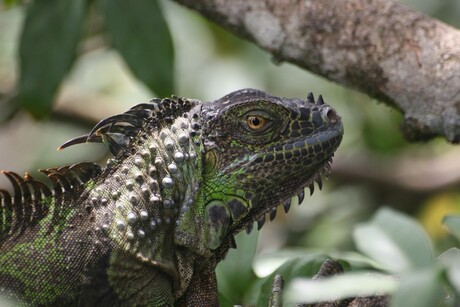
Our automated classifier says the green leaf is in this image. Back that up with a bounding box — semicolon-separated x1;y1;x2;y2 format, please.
285;272;397;304
443;215;460;240
18;0;86;118
353;207;433;273
100;0;174;97
438;248;460;293
390;267;445;307
216;227;259;305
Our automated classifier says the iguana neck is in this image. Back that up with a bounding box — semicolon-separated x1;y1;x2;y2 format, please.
83;102;211;255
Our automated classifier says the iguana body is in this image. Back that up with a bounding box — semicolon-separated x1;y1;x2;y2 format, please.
0;89;343;306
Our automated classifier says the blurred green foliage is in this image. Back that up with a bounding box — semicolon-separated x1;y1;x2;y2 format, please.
217;208;460;306
361;107;407;154
0;0;459;306
9;0;173;118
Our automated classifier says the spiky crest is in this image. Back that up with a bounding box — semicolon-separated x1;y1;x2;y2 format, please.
0;163;102;246
1;96;198;246
58;96;198;155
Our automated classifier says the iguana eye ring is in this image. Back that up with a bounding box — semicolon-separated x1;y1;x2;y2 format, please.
246;115;268;131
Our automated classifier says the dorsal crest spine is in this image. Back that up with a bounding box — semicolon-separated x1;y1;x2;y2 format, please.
0;162;101;246
58;96;198;155
0;96;198;246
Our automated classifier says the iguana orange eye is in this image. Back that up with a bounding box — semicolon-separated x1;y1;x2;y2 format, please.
246;115;267;131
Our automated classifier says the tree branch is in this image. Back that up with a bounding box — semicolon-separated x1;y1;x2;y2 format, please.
172;0;460;143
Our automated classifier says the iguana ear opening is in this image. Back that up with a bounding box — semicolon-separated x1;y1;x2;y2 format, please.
203;150;217;175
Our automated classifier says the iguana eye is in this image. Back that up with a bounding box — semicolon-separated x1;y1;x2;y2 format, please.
246;115;268;131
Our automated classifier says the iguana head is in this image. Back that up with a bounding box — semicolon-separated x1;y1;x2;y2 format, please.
200;89;343;251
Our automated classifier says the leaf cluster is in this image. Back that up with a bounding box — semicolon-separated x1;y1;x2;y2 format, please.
8;0;173;119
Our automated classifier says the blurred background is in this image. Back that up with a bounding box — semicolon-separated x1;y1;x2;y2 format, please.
0;0;459;304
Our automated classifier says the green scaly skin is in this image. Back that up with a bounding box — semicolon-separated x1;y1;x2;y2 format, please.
0;89;343;306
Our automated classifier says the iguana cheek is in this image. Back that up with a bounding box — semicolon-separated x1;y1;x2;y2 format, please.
205;200;231;250
204;197;251;250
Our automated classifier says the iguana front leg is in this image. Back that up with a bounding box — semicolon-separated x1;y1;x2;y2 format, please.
175;257;219;306
108;251;175;306
108;251;218;306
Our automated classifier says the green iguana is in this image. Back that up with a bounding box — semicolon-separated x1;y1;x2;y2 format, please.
0;89;343;306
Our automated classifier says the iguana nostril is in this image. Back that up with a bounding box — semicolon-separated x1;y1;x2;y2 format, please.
322;107;337;124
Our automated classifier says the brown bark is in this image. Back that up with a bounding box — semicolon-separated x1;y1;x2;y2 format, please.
172;0;460;143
